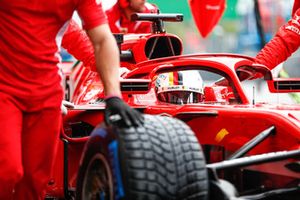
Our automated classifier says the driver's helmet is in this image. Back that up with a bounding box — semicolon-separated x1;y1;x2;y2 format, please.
155;70;204;104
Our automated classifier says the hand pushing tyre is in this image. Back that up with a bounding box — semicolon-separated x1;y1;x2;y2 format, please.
76;114;208;200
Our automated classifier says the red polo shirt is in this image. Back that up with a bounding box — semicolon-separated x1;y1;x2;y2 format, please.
255;1;300;69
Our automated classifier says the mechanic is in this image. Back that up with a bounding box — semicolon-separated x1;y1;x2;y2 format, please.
61;0;158;70
0;1;143;199
254;0;300;70
106;0;158;33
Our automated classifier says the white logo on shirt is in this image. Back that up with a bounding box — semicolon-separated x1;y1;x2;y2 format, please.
285;25;300;35
291;14;300;26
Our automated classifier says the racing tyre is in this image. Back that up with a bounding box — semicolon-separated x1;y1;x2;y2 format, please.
76;114;208;200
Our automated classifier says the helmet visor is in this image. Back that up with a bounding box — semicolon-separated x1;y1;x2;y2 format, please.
158;90;204;104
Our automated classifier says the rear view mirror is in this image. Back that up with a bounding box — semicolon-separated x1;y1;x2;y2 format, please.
120;79;151;94
267;78;300;93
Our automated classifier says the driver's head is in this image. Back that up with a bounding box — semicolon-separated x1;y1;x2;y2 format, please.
155;70;204;104
119;0;146;12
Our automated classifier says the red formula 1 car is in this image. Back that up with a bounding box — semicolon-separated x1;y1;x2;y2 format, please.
46;14;300;200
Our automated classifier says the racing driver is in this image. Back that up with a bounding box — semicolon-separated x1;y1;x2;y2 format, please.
0;0;143;199
254;0;300;70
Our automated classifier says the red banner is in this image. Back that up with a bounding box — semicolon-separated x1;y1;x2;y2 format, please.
189;0;226;38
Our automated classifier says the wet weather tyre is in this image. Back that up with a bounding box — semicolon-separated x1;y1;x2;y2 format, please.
76;114;208;200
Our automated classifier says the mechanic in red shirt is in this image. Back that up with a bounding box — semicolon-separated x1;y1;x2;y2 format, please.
0;0;142;199
61;0;158;71
106;0;158;33
254;0;300;70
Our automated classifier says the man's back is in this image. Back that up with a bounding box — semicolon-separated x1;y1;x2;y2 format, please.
0;0;105;98
0;1;76;67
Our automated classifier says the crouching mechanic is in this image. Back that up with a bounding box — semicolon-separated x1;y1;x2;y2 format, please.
0;0;143;199
254;0;300;70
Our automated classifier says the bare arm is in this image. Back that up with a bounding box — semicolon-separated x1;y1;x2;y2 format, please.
86;24;121;97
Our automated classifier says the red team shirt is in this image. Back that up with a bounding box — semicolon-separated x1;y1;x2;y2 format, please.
105;2;157;33
254;0;300;69
0;0;107;98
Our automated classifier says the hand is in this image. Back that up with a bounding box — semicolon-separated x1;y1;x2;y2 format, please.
61;100;75;116
104;96;144;128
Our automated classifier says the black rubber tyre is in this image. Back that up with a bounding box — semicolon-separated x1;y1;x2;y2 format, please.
76;114;208;200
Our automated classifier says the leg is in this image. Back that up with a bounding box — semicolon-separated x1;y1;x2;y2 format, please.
0;92;23;199
14;93;62;200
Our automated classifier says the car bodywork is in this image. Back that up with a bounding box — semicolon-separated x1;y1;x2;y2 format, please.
46;13;300;199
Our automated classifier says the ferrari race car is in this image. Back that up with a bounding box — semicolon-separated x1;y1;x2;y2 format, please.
46;14;300;200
